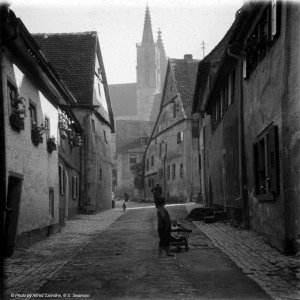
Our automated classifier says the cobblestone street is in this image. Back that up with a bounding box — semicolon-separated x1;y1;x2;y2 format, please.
4;201;272;300
185;203;300;300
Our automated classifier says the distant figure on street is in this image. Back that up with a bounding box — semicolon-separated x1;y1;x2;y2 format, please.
122;202;126;211
156;197;174;257
151;184;162;207
124;192;129;202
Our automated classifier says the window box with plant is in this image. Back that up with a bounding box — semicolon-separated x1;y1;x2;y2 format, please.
47;136;57;153
31;123;45;146
69;131;83;147
58;110;72;140
9;92;26;132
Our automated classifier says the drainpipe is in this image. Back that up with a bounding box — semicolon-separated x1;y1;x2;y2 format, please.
227;45;249;228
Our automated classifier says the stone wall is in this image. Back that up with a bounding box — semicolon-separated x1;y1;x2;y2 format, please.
3;56;60;236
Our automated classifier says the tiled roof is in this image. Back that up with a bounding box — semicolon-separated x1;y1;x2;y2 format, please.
109;83;137;117
117;138;147;153
170;58;199;117
33;32;97;104
116;120;154;152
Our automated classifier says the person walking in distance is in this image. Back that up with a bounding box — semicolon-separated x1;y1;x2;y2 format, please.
151;184;162;207
156;197;174;257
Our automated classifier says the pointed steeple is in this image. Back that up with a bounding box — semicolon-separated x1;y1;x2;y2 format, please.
156;28;166;61
142;6;154;46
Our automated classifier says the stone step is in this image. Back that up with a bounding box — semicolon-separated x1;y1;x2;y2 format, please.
213;211;227;221
204;216;216;223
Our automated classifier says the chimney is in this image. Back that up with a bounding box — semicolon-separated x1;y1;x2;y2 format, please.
184;54;193;62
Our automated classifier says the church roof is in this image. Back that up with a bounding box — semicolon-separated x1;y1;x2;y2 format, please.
170;57;200;117
33;32;97;104
116;120;154;152
156;28;166;61
142;6;154;46
109;83;137;117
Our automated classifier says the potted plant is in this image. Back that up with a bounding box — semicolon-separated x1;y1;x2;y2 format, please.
47;136;57;153
58;110;72;140
9;95;26;132
69;130;83;147
31;123;45;146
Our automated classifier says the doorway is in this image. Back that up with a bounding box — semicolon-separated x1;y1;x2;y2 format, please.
4;174;23;257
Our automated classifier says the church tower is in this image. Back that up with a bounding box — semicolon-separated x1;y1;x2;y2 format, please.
136;6;161;121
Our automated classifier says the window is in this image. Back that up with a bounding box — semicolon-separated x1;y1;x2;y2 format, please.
103;130;107;143
29;102;37;128
228;71;235;106
151;155;154;167
129;154;137;165
253;125;279;200
173;102;177;118
72;176;78;200
243;1;280;79
177;131;183;144
91;119;95;133
180;164;184;178
192;120;199;138
172;164;176;180
167;165;170;181
7;81;17;111
59;165;64;195
148;178;154;188
159;168;163;179
45;117;50;140
49;188;54;218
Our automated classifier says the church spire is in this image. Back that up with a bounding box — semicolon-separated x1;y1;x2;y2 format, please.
142;6;154;46
156;28;166;61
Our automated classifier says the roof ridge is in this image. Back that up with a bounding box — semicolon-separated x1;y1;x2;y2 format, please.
33;31;97;36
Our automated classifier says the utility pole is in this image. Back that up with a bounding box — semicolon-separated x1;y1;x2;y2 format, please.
201;41;206;59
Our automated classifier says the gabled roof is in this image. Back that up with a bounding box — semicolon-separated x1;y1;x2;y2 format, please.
33;32;97;104
116;120;154;152
33;31;114;131
109;83;137;117
169;58;200;117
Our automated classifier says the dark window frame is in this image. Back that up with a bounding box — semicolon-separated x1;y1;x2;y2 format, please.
253;124;279;201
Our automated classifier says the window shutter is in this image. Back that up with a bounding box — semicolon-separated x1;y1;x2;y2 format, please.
59;165;64;195
243;59;248;80
271;0;278;38
72;176;75;199
253;142;259;195
267;125;279;194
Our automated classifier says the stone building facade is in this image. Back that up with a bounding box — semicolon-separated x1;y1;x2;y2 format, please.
34;32;115;214
144;56;200;202
192;1;300;254
1;9;81;254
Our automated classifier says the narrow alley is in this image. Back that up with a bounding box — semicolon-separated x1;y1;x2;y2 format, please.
5;202;272;300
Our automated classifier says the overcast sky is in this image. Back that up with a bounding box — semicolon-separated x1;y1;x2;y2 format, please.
10;0;243;84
